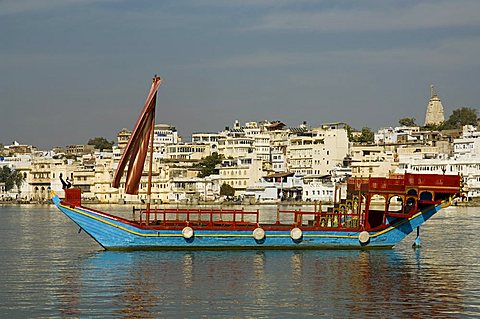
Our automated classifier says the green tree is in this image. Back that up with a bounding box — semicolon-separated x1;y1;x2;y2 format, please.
442;107;478;130
13;172;25;194
0;166;24;192
423;122;443;131
344;124;355;141
0;166;13;191
355;127;375;144
220;183;235;197
88;137;114;151
399;117;416;127
196;152;223;178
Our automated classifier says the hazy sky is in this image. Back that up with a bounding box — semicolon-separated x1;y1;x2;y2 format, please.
1;0;479;149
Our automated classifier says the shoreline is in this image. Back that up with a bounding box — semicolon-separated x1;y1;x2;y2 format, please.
2;197;479;207
0;200;328;207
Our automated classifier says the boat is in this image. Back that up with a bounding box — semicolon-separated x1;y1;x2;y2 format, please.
51;76;461;250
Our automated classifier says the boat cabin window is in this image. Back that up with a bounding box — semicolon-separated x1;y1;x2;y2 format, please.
388;195;403;214
407;189;417;196
367;194;386;229
405;197;416;213
419;191;433;201
434;192;451;202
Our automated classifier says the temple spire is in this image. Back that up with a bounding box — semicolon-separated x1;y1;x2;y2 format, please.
430;84;437;98
424;84;445;126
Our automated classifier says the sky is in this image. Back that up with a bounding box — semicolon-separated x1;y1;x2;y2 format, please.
1;0;479;149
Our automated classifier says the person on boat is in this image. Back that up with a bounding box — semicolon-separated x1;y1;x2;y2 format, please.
66;178;72;189
60;173;72;189
405;198;415;214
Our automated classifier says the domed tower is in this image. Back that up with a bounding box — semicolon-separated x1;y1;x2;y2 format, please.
424;85;445;126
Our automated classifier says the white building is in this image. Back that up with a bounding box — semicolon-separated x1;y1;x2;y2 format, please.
167;143;212;160
218;136;254;159
287;123;349;176
374;126;421;144
302;179;335;202
245;172;304;202
350;145;397;177
395;125;480;199
0;154;33;199
169;175;220;202
271;149;286;172
191;133;220;154
453;125;480;157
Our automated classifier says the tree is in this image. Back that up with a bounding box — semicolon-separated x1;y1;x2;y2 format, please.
0;166;24;192
196;152;223;178
399;117;416;127
13;172;25;195
220;183;235;197
423;122;443;131
88;137;114;151
344;124;354;141
355;127;375;144
442;107;478;130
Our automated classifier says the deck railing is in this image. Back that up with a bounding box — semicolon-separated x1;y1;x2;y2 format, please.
276;209;362;230
132;206;365;230
135;207;260;228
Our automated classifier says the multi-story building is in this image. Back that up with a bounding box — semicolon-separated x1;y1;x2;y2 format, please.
245;172;303;202
167;143;212;160
72;164;96;199
374;126;421;144
218;136;254;159
153;124;179;159
65;144;95;157
287;123;348;176
243;122;271;162
396;125;480;199
3;141;36;155
192;133;220;145
117;161;171;204
270;149;286;172
168;175;219;202
302;175;335;202
92;153;118;203
154;124;178;145
219;157;264;195
29;154;75;201
0;153;33;199
117;128;131;150
350;145;396;177
453;125;480;157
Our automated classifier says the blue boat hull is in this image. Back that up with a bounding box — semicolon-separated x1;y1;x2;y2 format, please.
52;194;449;250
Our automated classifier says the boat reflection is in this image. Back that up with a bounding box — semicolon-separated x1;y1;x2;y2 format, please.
56;248;467;318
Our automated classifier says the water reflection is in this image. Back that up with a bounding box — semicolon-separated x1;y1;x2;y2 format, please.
51;247;469;318
58;263;81;317
183;253;194;288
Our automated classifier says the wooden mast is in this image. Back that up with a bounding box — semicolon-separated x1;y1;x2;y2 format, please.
146;76;159;224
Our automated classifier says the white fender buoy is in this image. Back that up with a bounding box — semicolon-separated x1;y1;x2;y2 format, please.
182;226;194;239
290;227;303;241
252;227;265;241
358;231;370;245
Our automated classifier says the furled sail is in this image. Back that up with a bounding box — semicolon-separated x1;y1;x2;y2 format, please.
112;76;162;194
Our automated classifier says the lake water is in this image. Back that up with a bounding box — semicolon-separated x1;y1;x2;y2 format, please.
0;204;478;318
